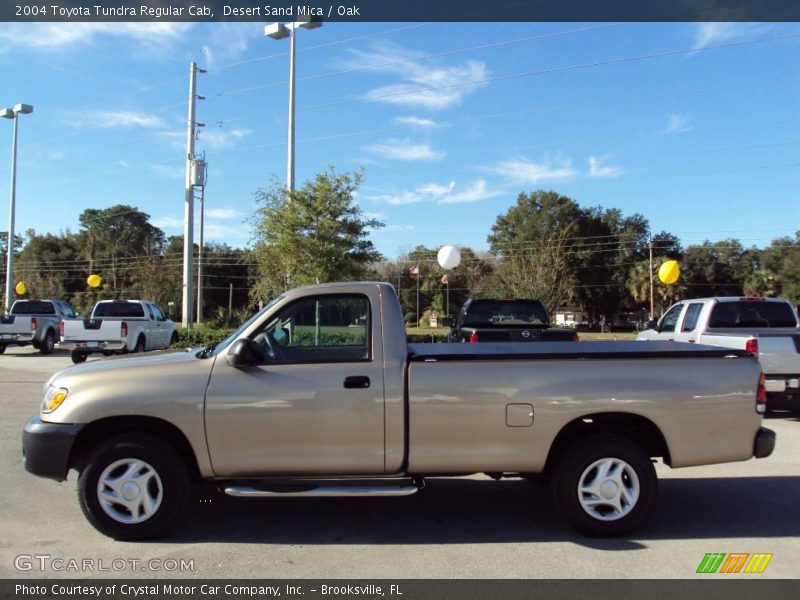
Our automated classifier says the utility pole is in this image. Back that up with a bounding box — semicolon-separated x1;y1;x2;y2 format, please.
182;62;205;328
196;184;205;323
649;236;655;320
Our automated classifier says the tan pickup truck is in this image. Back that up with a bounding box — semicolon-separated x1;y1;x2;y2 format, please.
22;282;775;540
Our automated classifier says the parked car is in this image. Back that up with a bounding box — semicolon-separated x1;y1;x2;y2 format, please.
637;296;800;409
58;299;178;363
23;282;774;540
447;298;578;342
0;299;77;355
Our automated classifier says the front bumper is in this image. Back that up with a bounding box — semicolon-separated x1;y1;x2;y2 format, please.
57;340;126;352
22;416;83;480
753;426;776;459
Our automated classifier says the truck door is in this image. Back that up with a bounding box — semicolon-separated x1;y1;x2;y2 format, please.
673;302;705;343
654;302;686;341
204;292;386;476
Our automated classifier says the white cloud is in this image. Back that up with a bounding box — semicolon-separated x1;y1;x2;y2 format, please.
344;41;488;110
383;224;417;232
197;128;254;151
437;180;502;204
89;110;165;129
369;180;500;206
366;139;445;161
487;155;578;184
691;23;772;50
588;156;622;179
201;24;263;70
152;216;184;229
0;23;192;55
663;113;693;135
392;116;443;129
205;208;243;219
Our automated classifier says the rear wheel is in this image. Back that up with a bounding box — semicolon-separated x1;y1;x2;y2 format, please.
133;336;146;353
0;345;5;354
77;433;189;540
70;351;87;364
169;331;179;347
39;329;55;355
552;434;657;537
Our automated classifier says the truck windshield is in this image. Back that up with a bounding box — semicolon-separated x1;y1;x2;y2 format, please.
708;301;798;328
11;301;55;315
93;303;145;318
463;300;549;327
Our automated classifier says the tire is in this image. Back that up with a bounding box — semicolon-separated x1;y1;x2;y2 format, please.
552;434;657;537
169;332;179;347
133;336;146;353
39;329;55;355
70;350;87;364
0;345;5;354
77;433;189;541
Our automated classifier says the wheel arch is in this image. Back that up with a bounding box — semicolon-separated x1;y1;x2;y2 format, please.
544;412;671;476
69;416;201;480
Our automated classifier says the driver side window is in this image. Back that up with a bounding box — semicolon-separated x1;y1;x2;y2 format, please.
659;303;684;333
251;294;371;364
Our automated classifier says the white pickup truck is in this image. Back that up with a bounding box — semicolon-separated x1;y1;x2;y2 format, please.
58;300;178;364
0;299;77;355
637;296;800;409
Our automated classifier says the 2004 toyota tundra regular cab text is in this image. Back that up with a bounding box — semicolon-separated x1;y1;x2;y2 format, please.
22;282;775;540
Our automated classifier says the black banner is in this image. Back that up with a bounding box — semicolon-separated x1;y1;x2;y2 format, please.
3;580;800;600
3;0;800;23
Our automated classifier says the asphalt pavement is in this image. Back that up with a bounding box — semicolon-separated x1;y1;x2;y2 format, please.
1;346;798;579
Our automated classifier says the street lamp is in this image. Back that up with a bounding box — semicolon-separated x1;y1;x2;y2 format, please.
1;103;33;313
265;17;322;192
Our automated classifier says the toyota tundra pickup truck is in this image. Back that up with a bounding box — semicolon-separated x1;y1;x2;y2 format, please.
0;299;77;355
58;299;178;364
637;296;800;409
23;282;775;541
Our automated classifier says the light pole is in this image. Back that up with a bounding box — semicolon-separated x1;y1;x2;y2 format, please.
1;103;33;313
265;17;322;192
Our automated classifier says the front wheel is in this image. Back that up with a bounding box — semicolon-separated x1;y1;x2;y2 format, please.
169;331;179;347
70;351;87;364
77;433;189;540
552;434;657;537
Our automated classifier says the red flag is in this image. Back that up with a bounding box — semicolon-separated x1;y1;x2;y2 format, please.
441;274;448;285
409;265;419;275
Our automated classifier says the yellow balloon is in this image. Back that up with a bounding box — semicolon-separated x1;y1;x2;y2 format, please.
15;282;26;296
658;260;680;285
87;274;102;288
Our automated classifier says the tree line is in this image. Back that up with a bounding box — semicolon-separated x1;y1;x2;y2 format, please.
1;169;798;328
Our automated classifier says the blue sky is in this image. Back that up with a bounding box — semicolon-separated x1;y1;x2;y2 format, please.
0;21;798;258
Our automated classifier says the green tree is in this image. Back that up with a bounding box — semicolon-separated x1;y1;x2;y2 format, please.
16;230;81;301
758;232;800;303
681;239;753;297
250;169;383;303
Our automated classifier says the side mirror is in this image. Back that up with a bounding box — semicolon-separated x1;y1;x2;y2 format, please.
227;339;264;368
442;318;454;328
647;319;658;331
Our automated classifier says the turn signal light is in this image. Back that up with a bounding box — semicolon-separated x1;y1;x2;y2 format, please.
59;320;65;339
469;330;479;343
745;338;759;355
756;373;767;414
572;332;580;342
121;321;128;338
30;318;37;332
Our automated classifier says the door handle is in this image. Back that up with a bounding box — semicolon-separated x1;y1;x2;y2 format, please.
344;376;370;389
688;339;695;343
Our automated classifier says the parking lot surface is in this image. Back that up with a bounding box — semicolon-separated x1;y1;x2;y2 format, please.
1;347;798;579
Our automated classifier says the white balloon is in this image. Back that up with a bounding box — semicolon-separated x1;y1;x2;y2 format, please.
437;245;461;270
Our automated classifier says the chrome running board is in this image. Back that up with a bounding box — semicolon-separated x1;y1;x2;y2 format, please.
223;477;424;498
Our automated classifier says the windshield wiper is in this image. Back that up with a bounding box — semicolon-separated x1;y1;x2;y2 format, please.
197;341;219;359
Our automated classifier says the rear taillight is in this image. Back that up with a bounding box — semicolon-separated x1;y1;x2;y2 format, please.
59;320;65;339
30;318;37;332
745;338;758;355
572;332;580;342
756;372;767;414
121;321;128;338
469;330;479;343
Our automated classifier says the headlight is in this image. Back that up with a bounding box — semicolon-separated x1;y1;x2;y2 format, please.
42;386;69;413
